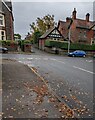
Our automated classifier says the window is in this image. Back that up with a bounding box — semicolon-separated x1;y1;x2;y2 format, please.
0;14;5;26
0;30;6;40
84;31;87;38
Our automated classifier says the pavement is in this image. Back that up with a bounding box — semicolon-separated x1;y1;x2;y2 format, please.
2;59;75;119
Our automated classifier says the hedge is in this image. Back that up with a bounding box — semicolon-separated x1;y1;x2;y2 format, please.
70;43;95;51
23;40;31;44
45;40;95;51
0;40;18;46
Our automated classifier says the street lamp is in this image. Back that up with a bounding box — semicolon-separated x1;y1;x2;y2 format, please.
68;18;73;53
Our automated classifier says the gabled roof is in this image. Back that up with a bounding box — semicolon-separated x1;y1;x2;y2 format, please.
75;19;93;30
2;0;11;12
40;26;55;39
40;26;64;39
58;18;94;30
1;0;14;20
90;22;95;30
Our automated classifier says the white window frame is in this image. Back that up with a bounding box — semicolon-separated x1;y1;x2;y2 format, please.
84;31;87;38
0;30;6;40
0;14;5;26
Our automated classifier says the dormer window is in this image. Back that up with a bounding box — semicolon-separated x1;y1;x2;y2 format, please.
0;14;5;26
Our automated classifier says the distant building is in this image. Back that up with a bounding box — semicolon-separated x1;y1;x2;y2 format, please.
25;32;32;40
39;26;64;50
58;8;95;45
89;23;95;44
14;35;20;41
0;0;14;40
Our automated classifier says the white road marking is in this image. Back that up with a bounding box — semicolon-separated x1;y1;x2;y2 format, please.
27;58;33;60
73;66;95;74
18;61;23;63
51;58;65;64
86;60;93;63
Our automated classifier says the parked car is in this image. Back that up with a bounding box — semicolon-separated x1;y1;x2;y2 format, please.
0;47;8;53
93;54;95;58
68;50;86;57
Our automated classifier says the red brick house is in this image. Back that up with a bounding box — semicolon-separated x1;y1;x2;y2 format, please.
58;8;95;45
89;23;95;44
39;26;64;50
0;0;14;40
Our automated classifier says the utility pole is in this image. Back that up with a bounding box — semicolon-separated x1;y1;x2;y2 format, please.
68;28;70;53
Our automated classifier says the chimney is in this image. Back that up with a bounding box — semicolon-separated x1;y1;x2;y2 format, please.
86;13;90;22
72;8;77;19
66;17;70;22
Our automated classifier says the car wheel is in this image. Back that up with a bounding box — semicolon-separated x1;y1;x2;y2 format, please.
72;54;75;57
2;50;5;53
83;55;86;57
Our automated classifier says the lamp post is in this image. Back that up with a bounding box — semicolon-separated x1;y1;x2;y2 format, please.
68;28;70;53
68;18;73;53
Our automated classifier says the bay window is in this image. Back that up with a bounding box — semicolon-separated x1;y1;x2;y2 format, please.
0;30;6;40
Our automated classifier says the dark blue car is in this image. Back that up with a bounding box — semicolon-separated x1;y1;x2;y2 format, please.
68;50;86;57
0;47;8;53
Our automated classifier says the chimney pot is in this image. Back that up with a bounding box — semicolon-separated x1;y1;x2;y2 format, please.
86;13;90;22
72;8;77;19
66;17;70;22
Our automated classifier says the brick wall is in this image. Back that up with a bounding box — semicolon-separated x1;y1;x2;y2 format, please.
1;2;14;40
24;44;32;52
39;39;45;50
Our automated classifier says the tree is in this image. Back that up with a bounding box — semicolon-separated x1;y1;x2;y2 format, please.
14;33;21;40
32;31;42;44
30;14;55;44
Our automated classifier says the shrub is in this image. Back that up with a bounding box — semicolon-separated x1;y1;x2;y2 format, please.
6;40;11;46
0;40;6;46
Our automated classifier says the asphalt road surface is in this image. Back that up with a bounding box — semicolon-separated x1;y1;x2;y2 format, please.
2;49;95;118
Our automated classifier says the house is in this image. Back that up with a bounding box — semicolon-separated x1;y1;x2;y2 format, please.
58;8;95;45
89;23;95;44
39;26;64;50
25;32;32;40
0;0;14;40
90;23;95;30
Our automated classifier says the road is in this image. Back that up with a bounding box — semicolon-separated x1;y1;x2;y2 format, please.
2;49;95;118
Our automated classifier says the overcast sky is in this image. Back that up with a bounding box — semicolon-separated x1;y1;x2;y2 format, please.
12;0;95;39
